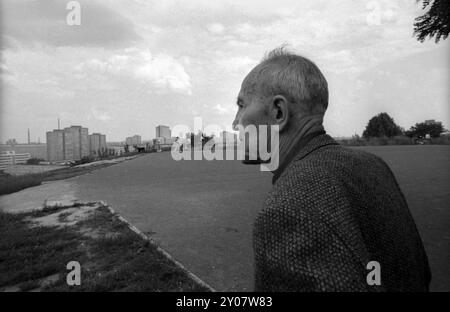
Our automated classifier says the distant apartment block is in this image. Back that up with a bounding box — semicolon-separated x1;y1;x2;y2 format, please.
125;135;141;146
156;125;171;140
46;130;65;161
89;133;107;156
63;126;89;160
46;126;106;162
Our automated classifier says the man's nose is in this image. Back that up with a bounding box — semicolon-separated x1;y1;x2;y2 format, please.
232;115;239;131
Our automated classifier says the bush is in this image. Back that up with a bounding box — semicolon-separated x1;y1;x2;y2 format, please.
338;135;414;146
26;158;45;165
338;135;368;146
431;136;450;145
69;156;96;166
80;156;95;164
367;136;388;146
387;136;414;145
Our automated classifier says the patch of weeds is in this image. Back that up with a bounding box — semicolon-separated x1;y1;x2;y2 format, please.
1;206;210;292
0;211;87;288
28;206;66;218
18;280;41;291
58;211;72;223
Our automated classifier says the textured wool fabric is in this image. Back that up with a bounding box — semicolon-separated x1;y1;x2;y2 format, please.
253;134;431;292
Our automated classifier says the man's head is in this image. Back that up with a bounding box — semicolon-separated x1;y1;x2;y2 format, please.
232;47;329;162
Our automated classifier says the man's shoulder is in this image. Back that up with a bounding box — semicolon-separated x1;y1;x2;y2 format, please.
266;145;392;215
280;144;389;184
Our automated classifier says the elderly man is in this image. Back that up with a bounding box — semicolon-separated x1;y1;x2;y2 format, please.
232;48;431;292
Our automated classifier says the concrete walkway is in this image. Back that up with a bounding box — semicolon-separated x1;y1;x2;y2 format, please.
1;146;449;291
0;180;78;214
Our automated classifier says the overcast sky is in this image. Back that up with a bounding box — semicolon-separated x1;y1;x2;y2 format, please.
1;0;448;143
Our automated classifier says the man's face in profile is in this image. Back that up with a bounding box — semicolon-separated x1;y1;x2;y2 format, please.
233;72;275;164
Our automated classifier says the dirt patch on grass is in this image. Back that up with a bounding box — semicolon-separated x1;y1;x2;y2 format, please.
26;202;100;229
0;201;210;292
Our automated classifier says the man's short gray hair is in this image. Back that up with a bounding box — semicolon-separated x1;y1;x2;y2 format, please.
251;47;328;115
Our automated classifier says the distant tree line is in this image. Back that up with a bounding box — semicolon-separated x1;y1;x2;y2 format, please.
362;112;446;139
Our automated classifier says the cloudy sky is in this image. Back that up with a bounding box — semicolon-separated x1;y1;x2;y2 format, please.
1;0;448;143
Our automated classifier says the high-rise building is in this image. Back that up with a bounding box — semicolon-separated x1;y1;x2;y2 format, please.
64;126;88;160
89;133;107;155
46;130;65;161
100;134;106;153
156;125;171;140
125;135;141;146
89;133;100;155
46;126;106;161
81;127;89;157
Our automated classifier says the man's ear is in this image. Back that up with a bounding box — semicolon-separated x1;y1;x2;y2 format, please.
271;95;289;131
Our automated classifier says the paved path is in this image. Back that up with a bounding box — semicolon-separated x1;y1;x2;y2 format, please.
72;153;272;291
1;146;448;291
0;180;78;213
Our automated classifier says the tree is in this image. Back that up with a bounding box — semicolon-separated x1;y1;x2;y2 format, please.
404;121;444;138
362;113;403;138
414;0;450;43
6;138;17;146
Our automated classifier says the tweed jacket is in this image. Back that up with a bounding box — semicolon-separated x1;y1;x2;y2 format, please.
253;133;431;291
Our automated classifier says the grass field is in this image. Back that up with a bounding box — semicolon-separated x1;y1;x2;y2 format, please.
0;203;209;292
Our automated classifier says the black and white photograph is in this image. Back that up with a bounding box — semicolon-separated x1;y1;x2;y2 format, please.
0;0;449;300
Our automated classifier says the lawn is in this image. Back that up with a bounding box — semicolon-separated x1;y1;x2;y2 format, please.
0;155;140;196
0;203;210;292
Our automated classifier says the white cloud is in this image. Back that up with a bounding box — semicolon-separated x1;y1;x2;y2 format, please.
1;0;449;142
135;52;192;95
78;50;192;95
207;23;225;34
216;56;257;74
213;104;230;115
90;107;111;122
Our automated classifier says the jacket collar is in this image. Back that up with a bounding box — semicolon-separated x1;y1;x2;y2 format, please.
272;131;339;184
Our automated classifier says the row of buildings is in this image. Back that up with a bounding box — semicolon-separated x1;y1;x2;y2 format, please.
2;123;238;166
47;125;172;161
125;135;142;146
46;126;107;162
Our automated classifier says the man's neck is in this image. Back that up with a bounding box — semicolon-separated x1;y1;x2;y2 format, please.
275;114;325;174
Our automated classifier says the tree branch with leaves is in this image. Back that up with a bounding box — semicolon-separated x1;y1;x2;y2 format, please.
414;0;450;43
